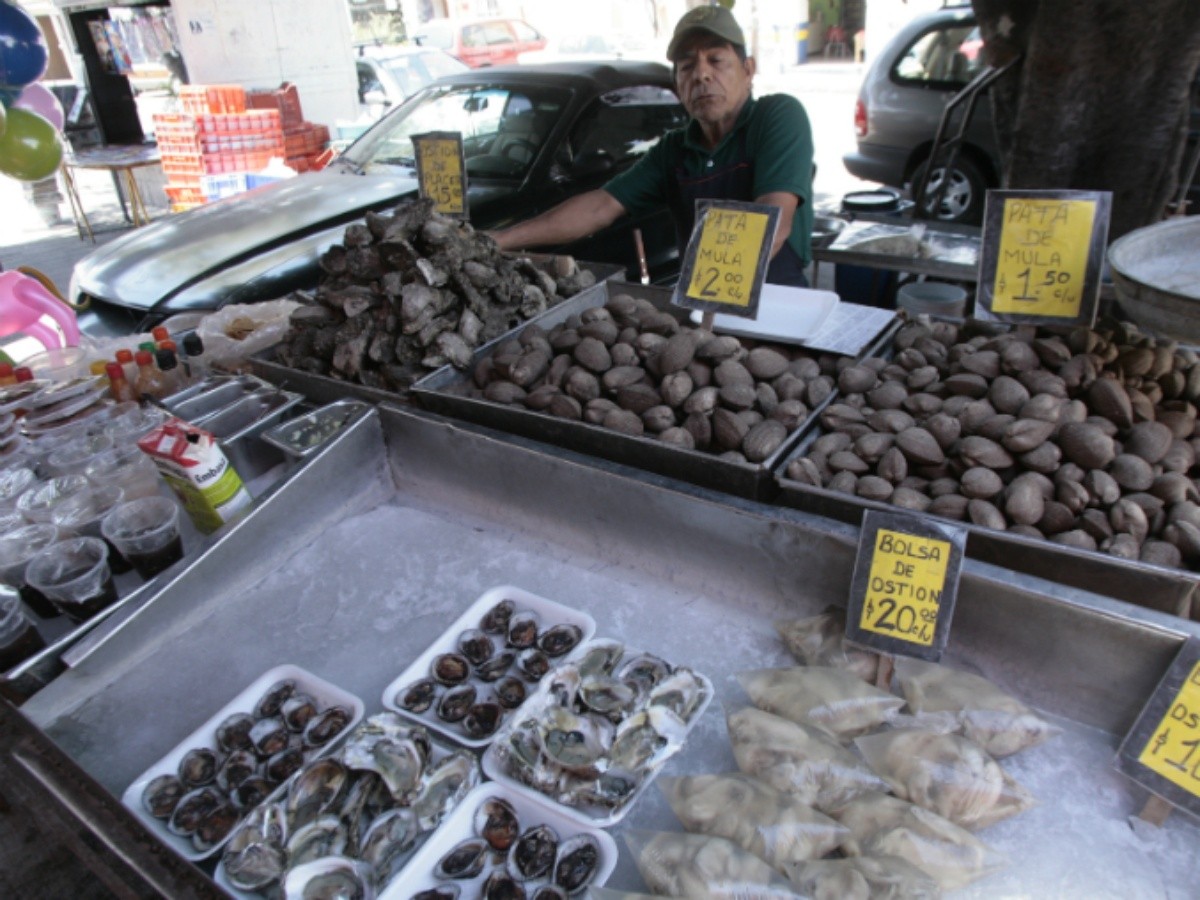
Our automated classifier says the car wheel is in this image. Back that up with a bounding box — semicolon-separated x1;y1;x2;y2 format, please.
913;155;988;224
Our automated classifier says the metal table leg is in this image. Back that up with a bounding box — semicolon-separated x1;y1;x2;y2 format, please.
59;165;94;244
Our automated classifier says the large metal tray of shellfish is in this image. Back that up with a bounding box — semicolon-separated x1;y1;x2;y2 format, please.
13;404;1200;896
773;315;1200;618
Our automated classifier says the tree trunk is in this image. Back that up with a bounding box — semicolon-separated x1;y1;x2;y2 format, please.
972;0;1200;239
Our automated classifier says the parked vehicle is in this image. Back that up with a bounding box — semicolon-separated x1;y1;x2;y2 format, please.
72;62;688;335
412;18;546;68
517;33;662;65
355;45;468;117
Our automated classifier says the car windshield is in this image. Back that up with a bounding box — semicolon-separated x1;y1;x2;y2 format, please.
377;52;466;96
344;83;571;180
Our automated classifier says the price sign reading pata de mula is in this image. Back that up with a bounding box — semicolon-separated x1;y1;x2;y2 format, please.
845;510;967;662
1116;637;1200;821
413;132;467;218
977;189;1111;328
673;200;780;319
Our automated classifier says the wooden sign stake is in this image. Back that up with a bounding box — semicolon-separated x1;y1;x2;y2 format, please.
1137;795;1174;827
701;311;715;331
874;653;895;691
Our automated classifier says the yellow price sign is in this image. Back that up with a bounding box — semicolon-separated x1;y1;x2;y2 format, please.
674;202;779;317
990;197;1095;317
858;529;951;647
413;133;466;217
1137;660;1200;798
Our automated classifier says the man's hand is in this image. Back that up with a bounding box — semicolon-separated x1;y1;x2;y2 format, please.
490;190;627;251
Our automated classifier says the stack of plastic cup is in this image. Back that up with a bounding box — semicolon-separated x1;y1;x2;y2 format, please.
106;405;168;447
0;524;64;618
51;484;130;573
83;445;162;501
46;433;115;478
0;586;46;671
0;466;38;509
16;474;90;524
25;537;118;624
102;497;183;580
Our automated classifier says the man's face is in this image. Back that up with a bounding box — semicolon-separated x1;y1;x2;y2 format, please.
673;37;755;131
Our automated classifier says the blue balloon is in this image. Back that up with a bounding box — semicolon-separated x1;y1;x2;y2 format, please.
0;1;48;90
0;85;20;108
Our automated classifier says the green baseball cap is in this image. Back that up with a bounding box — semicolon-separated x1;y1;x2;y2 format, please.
666;5;746;61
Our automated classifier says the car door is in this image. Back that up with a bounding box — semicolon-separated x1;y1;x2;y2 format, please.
481;21;520;66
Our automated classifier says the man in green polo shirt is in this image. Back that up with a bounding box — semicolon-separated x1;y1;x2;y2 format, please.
491;5;814;287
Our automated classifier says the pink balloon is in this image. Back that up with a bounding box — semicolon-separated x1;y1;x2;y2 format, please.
14;82;63;131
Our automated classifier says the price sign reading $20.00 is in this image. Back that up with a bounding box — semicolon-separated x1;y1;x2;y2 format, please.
673;200;779;319
846;510;966;662
413;132;467;218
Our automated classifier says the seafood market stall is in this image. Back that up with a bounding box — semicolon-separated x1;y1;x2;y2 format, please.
7;405;1200;896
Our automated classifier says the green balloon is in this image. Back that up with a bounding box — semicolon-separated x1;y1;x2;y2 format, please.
0;107;62;182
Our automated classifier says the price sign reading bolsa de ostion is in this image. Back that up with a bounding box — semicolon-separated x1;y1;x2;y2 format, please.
673;200;780;319
846;510;966;662
977;189;1111;327
1116;637;1200;821
413;132;467;218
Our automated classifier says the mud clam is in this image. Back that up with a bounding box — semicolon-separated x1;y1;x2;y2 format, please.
139;677;352;855
393;598;587;742
489;640;709;819
220;713;479;896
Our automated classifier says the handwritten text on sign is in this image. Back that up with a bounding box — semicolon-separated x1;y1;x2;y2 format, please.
686;209;771;308
1138;660;1200;799
414;134;465;216
990;198;1097;318
859;529;951;648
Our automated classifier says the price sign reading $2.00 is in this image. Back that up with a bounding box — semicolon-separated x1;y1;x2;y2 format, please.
413;132;467;218
846;510;966;662
673;200;779;320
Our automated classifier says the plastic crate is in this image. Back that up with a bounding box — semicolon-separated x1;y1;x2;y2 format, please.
200;172;250;201
160;151;206;178
247;82;303;130
180;84;247;115
165;185;206;209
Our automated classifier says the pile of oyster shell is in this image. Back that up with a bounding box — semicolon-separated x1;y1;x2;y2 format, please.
140;677;352;854
416;794;602;898
488;639;709;818
467;292;843;462
275;198;597;391
221;712;479;897
394;598;585;741
784;318;1200;571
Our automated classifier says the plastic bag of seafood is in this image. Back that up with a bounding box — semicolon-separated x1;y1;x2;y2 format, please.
483;638;714;826
726;707;888;813
775;608;880;683
121;664;363;862
781;855;941;900
891;657;1059;758
377;783;616;900
216;712;479;899
658;773;849;873
854;730;1037;831
734;666;906;740
829;791;1006;891
625;830;807;899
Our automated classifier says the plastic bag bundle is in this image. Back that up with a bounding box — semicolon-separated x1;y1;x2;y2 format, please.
893;657;1059;758
782;855;941;900
659;773;849;873
625;830;808;900
775;609;879;683
736;666;906;740
727;707;888;812
831;791;1005;890
854;730;1036;831
588;890;662;900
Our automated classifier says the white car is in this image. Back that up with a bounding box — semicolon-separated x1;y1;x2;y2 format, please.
518;34;663;66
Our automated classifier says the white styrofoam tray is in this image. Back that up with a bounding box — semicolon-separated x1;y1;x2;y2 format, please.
381;585;596;748
120;663;364;861
690;284;840;344
379;782;618;900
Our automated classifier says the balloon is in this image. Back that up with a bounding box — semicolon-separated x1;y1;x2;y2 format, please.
0;102;5;140
0;2;48;90
0;107;62;181
14;82;61;130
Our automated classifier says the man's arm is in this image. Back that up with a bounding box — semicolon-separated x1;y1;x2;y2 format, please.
756;190;800;259
490;189;627;251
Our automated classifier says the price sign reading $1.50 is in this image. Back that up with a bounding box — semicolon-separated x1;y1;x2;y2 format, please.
846;510;966;662
673;200;779;320
413;132;467;218
1116;637;1200;820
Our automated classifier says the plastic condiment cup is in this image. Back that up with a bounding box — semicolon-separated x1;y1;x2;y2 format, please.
0;525;62;619
84;445;162;501
0;586;46;672
101;497;183;580
25;536;118;624
0;466;37;510
106;405;168;446
15;474;90;524
46;433;115;478
51;484;131;574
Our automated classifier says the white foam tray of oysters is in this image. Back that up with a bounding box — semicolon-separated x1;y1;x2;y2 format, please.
482;638;714;828
121;664;364;862
381;585;597;748
379;782;617;900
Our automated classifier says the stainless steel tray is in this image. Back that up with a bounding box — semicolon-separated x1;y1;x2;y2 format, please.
17;405;1200;895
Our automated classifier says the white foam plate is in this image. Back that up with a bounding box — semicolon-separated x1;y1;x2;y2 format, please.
24;374;106;409
482;639;714;828
689;284;840;344
120;663;364;861
0;380;49;415
381;585;596;748
379;782;618;900
22;384;109;429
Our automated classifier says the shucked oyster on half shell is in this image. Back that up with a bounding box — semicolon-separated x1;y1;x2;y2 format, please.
283;855;376;900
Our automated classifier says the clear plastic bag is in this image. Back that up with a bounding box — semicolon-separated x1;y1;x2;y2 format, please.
735;666;905;740
782;855;941;900
854;730;1036;831
727;707;888;812
893;657;1059;758
625;829;808;900
775;609;879;683
195;300;300;367
659;773;849;873
831;790;1005;890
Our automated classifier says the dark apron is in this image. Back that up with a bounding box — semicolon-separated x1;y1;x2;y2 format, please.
666;131;809;287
